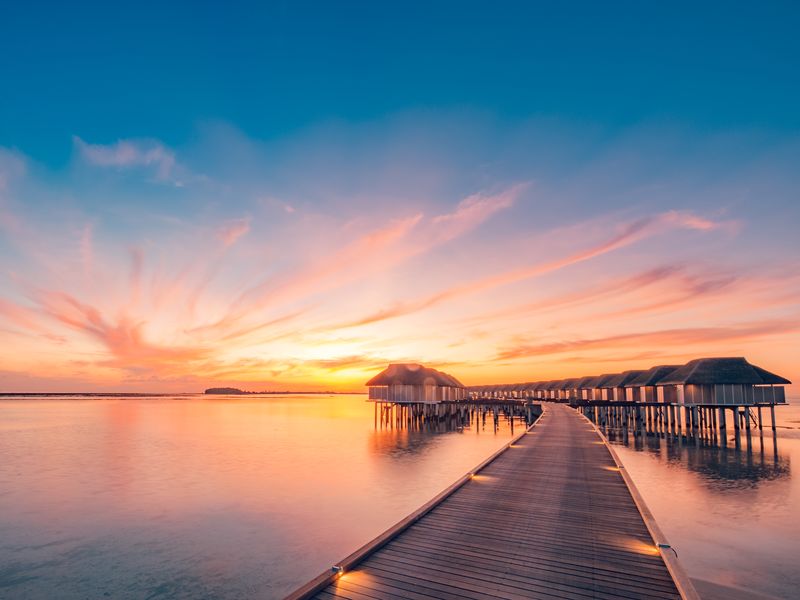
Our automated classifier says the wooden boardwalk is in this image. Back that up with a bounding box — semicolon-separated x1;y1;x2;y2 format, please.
291;404;691;600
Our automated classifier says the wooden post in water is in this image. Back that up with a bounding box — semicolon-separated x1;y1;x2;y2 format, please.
711;408;717;440
641;405;647;437
702;407;707;438
698;408;704;440
718;407;726;439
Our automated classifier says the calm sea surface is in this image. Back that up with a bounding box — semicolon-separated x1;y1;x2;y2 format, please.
608;399;800;600
1;395;798;600
0;394;522;599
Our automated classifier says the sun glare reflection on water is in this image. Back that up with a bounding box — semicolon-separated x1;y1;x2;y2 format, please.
0;394;522;599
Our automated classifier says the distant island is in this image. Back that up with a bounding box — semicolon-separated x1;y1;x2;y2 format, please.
204;387;363;395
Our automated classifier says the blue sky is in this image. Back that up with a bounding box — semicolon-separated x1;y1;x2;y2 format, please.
2;1;799;164
1;2;799;391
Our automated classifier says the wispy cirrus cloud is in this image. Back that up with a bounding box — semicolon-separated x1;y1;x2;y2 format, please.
0;115;798;392
0;172;525;388
195;184;524;338
31;288;212;370
336;209;737;329
495;318;800;362
73;136;178;182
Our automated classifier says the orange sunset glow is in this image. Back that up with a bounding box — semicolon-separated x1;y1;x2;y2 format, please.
1;5;799;398
3;5;800;600
1;163;798;394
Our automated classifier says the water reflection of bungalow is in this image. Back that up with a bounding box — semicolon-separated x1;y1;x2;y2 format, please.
367;363;466;404
656;357;790;406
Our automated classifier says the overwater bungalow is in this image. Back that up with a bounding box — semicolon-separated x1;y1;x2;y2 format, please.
529;381;548;400
624;365;681;403
573;376;598;402
504;383;521;399
656;357;790;406
602;370;647;402
584;374;619;401
544;379;564;401
367;363;466;403
465;384;485;399
556;378;580;402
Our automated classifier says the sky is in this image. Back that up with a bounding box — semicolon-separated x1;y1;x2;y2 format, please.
1;2;799;392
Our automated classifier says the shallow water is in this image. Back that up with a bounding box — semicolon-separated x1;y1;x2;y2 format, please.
0;394;521;599
3;395;797;599
609;401;800;600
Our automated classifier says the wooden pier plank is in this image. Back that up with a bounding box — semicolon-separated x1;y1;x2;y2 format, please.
306;404;682;600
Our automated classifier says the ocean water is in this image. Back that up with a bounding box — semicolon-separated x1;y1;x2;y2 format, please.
0;394;521;599
608;400;800;600
2;395;798;600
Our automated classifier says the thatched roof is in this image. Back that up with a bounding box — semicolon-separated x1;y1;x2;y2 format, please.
575;376;599;389
366;363;465;388
584;374;619;389
658;357;791;386
545;379;565;391
625;365;681;387
603;370;647;388
557;378;580;390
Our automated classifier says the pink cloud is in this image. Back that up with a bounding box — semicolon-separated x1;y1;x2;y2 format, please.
495;318;800;361
335;209;734;328
216;217;251;247
429;184;524;243
32;289;211;371
196;185;523;337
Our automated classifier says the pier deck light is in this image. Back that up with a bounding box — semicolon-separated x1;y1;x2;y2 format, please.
657;543;678;556
332;565;344;576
